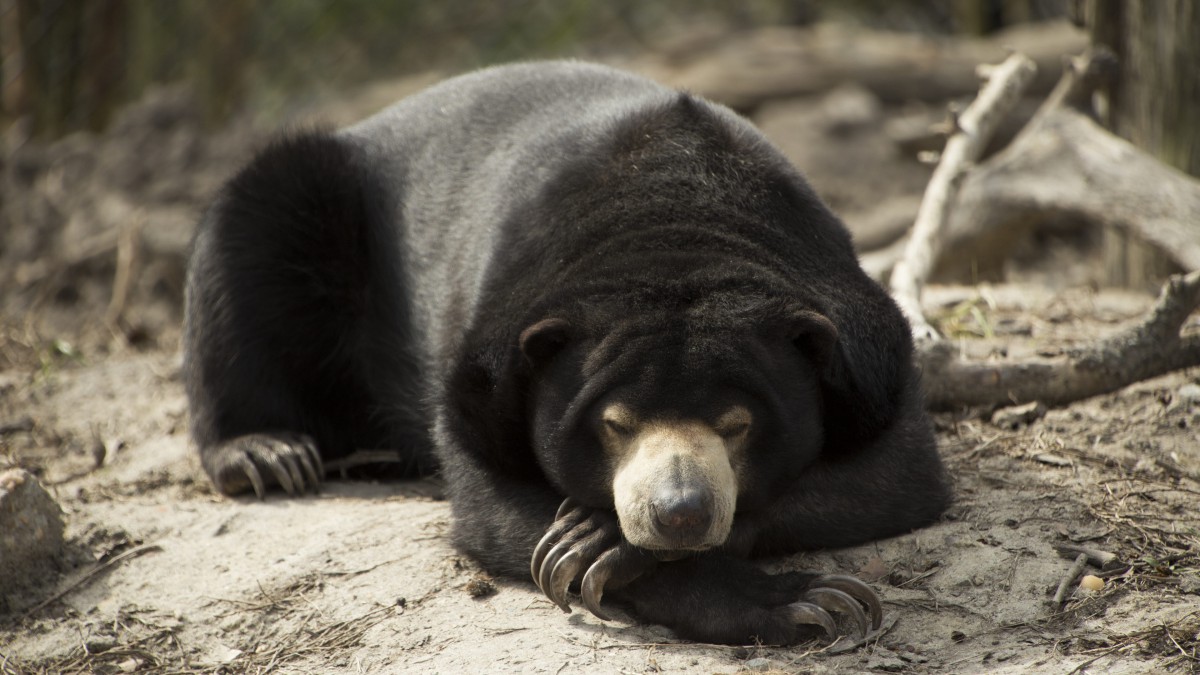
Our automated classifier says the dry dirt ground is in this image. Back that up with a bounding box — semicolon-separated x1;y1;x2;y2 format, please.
2;38;1200;674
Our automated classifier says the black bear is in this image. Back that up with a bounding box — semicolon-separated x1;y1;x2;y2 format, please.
184;61;950;645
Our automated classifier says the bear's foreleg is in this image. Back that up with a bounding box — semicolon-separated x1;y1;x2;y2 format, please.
737;391;950;556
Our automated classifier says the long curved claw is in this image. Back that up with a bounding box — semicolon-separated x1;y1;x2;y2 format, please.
207;433;326;498
812;574;883;630
531;529;558;594
248;437;298;496
555;497;578;520
529;503;638;620
530;507;588;591
803;587;870;638
580;548;617;621
788;601;838;640
285;434;321;493
297;442;321;492
539;542;573;608
284;452;307;494
270;455;298;495
234;454;266;500
547;550;583;612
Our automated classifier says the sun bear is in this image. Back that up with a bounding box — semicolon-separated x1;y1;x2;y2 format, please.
183;61;950;645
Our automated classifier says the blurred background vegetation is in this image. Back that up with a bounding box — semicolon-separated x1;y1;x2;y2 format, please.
2;0;1069;139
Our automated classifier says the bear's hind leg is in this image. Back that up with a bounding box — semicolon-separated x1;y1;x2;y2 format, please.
184;130;425;498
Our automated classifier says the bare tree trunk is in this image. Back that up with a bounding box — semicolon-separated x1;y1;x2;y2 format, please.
193;0;252;125
2;0;128;138
0;0;26;126
79;1;127;132
1085;1;1200;288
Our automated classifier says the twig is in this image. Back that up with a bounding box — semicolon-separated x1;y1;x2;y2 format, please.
1054;543;1123;572
890;52;1037;340
825;614;899;654
1051;553;1090;611
105;212;145;334
1067;611;1200;674
1067;643;1135;675
21;543;163;618
1024;47;1117;133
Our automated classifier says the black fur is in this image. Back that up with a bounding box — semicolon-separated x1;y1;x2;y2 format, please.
183;132;429;484
184;61;950;644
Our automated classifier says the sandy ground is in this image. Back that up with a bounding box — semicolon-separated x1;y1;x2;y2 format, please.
2;285;1198;674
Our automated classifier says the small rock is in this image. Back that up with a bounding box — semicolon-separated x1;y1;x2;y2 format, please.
1178;575;1200;594
743;657;774;672
464;574;497;598
867;653;906;672
85;633;117;654
1177;383;1200;406
203;644;243;665
991;401;1046;429
0;469;66;610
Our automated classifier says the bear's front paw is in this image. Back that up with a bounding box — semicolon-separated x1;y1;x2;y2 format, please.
530;498;656;619
202;432;323;498
627;560;883;645
791;575;883;640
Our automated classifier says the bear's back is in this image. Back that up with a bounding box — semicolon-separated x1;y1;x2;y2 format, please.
340;62;686;364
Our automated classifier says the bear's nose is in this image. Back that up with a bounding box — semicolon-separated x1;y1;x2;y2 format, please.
650;487;713;539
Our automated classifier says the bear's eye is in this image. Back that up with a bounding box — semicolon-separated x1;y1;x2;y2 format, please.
714;405;752;439
600;403;637;438
604;419;634;437
716;422;750;439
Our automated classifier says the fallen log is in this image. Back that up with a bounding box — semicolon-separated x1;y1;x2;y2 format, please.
920;271;1200;409
631;21;1086;111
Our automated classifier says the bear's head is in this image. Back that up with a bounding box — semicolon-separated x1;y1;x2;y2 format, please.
518;302;836;554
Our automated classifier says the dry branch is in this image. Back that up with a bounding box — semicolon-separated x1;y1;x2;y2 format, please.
1054;543;1123;572
932;49;1200;281
878;48;1200;409
921;271;1200;410
937;107;1200;279
890;53;1037;340
1051;553;1090;610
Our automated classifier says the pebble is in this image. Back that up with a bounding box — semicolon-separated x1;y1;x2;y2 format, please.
1177;383;1200;405
991;401;1046;429
743;657;774;672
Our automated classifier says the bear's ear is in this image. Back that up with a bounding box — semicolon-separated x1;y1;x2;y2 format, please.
782;304;906;453
784;309;838;368
519;318;571;364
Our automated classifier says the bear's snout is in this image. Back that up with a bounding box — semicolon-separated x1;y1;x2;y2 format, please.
605;408;745;551
651;485;714;540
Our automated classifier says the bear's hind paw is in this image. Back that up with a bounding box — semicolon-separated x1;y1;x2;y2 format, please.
202;432;323;499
